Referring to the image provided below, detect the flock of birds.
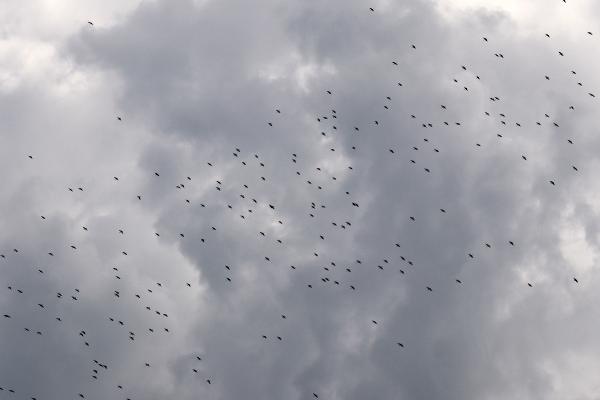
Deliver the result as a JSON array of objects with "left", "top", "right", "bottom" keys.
[{"left": 1, "top": 3, "right": 595, "bottom": 399}]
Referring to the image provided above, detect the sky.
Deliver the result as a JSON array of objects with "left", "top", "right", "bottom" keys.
[{"left": 1, "top": 0, "right": 600, "bottom": 399}]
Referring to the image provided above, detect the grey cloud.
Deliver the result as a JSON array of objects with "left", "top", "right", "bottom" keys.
[{"left": 2, "top": 0, "right": 600, "bottom": 399}]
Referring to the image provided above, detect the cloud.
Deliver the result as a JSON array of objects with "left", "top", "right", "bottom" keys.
[{"left": 2, "top": 0, "right": 600, "bottom": 399}]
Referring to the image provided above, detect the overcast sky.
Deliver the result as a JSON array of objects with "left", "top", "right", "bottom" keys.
[{"left": 2, "top": 0, "right": 600, "bottom": 399}]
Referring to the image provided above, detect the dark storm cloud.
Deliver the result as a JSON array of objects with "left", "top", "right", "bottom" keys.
[{"left": 2, "top": 0, "right": 600, "bottom": 399}]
